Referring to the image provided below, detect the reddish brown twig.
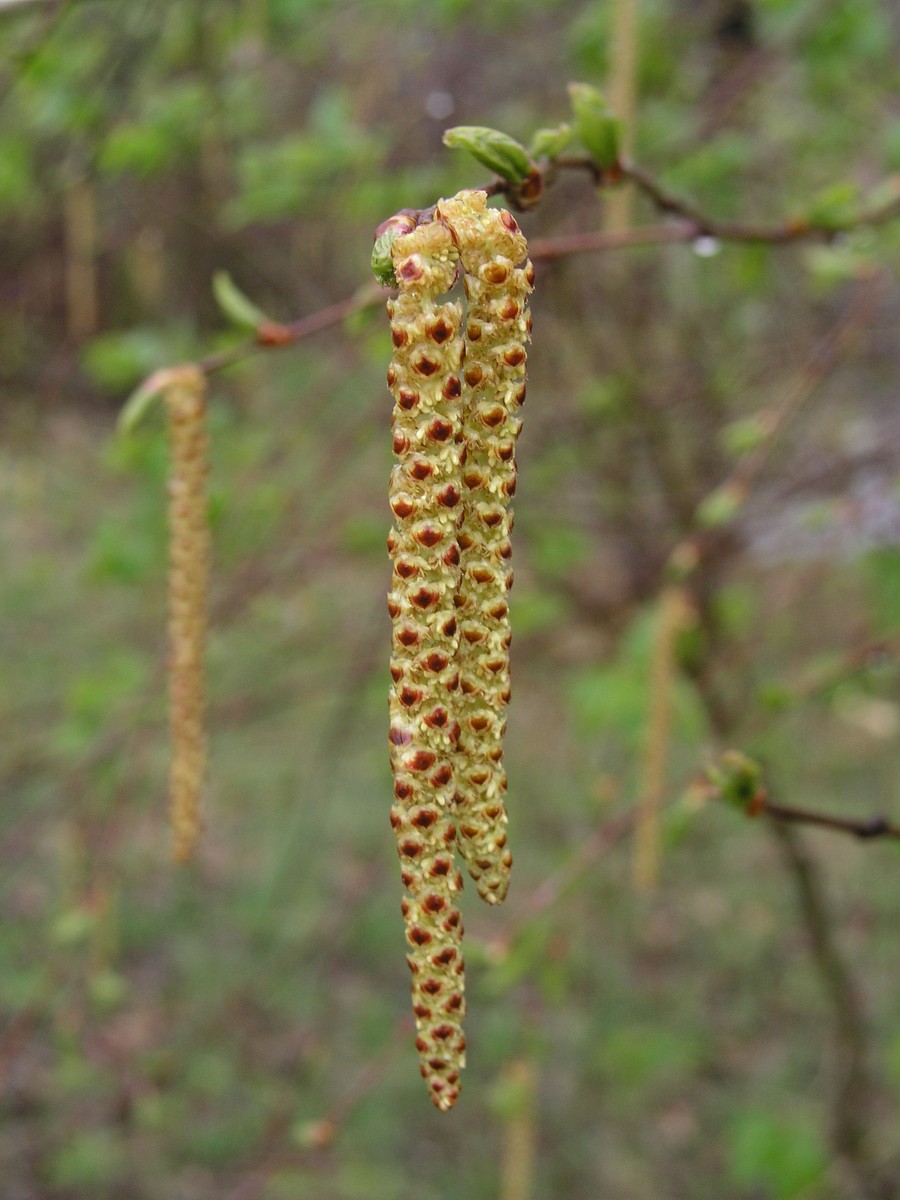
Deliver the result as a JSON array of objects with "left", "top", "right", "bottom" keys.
[
  {"left": 144, "top": 160, "right": 899, "bottom": 385},
  {"left": 516, "top": 804, "right": 639, "bottom": 931},
  {"left": 550, "top": 155, "right": 900, "bottom": 247},
  {"left": 756, "top": 798, "right": 900, "bottom": 842},
  {"left": 771, "top": 822, "right": 890, "bottom": 1199},
  {"left": 198, "top": 286, "right": 384, "bottom": 377}
]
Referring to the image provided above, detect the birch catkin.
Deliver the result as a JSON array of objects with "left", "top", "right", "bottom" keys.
[
  {"left": 386, "top": 218, "right": 468, "bottom": 1111},
  {"left": 165, "top": 366, "right": 210, "bottom": 865},
  {"left": 437, "top": 190, "right": 533, "bottom": 905}
]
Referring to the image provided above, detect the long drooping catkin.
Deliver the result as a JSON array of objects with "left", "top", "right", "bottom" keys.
[
  {"left": 437, "top": 190, "right": 533, "bottom": 905},
  {"left": 633, "top": 584, "right": 690, "bottom": 891},
  {"left": 386, "top": 218, "right": 468, "bottom": 1111},
  {"left": 165, "top": 366, "right": 210, "bottom": 865}
]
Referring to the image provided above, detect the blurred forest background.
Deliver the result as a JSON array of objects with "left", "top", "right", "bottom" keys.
[{"left": 2, "top": 0, "right": 899, "bottom": 1197}]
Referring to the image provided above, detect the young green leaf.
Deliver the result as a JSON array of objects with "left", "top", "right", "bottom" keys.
[
  {"left": 442, "top": 126, "right": 534, "bottom": 185},
  {"left": 529, "top": 123, "right": 573, "bottom": 162},
  {"left": 118, "top": 368, "right": 173, "bottom": 433},
  {"left": 696, "top": 482, "right": 743, "bottom": 528},
  {"left": 707, "top": 751, "right": 763, "bottom": 812},
  {"left": 567, "top": 83, "right": 623, "bottom": 169},
  {"left": 720, "top": 414, "right": 770, "bottom": 457},
  {"left": 212, "top": 271, "right": 270, "bottom": 329}
]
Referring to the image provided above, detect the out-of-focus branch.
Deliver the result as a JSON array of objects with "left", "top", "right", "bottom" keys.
[
  {"left": 550, "top": 156, "right": 900, "bottom": 248},
  {"left": 771, "top": 822, "right": 890, "bottom": 1199},
  {"left": 787, "top": 634, "right": 900, "bottom": 705},
  {"left": 515, "top": 804, "right": 639, "bottom": 932},
  {"left": 197, "top": 285, "right": 384, "bottom": 377},
  {"left": 700, "top": 751, "right": 894, "bottom": 1196},
  {"left": 762, "top": 800, "right": 900, "bottom": 842},
  {"left": 667, "top": 271, "right": 885, "bottom": 583},
  {"left": 706, "top": 751, "right": 900, "bottom": 844}
]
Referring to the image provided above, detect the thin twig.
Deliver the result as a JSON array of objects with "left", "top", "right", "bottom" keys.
[
  {"left": 621, "top": 159, "right": 900, "bottom": 240},
  {"left": 550, "top": 155, "right": 900, "bottom": 247},
  {"left": 787, "top": 634, "right": 900, "bottom": 705},
  {"left": 759, "top": 799, "right": 900, "bottom": 842},
  {"left": 771, "top": 822, "right": 891, "bottom": 1199},
  {"left": 517, "top": 805, "right": 639, "bottom": 930},
  {"left": 669, "top": 272, "right": 885, "bottom": 581},
  {"left": 529, "top": 222, "right": 695, "bottom": 259},
  {"left": 198, "top": 285, "right": 384, "bottom": 377}
]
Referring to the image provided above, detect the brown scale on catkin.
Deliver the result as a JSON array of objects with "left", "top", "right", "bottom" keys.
[
  {"left": 436, "top": 190, "right": 533, "bottom": 905},
  {"left": 165, "top": 366, "right": 210, "bottom": 865},
  {"left": 386, "top": 217, "right": 468, "bottom": 1111}
]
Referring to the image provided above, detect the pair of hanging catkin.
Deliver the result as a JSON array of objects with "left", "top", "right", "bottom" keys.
[{"left": 382, "top": 189, "right": 532, "bottom": 1110}]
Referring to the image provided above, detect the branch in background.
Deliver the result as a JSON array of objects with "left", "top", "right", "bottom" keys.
[
  {"left": 771, "top": 822, "right": 890, "bottom": 1200},
  {"left": 552, "top": 155, "right": 900, "bottom": 247},
  {"left": 63, "top": 174, "right": 99, "bottom": 339},
  {"left": 198, "top": 284, "right": 384, "bottom": 377},
  {"left": 513, "top": 803, "right": 639, "bottom": 936},
  {"left": 707, "top": 750, "right": 900, "bottom": 843},
  {"left": 786, "top": 634, "right": 900, "bottom": 705},
  {"left": 667, "top": 272, "right": 885, "bottom": 584},
  {"left": 699, "top": 739, "right": 894, "bottom": 1199},
  {"left": 762, "top": 801, "right": 900, "bottom": 842}
]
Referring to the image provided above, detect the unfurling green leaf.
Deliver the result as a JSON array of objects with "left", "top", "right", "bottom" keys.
[
  {"left": 707, "top": 751, "right": 763, "bottom": 812},
  {"left": 442, "top": 126, "right": 535, "bottom": 185},
  {"left": 529, "top": 123, "right": 573, "bottom": 161},
  {"left": 567, "top": 83, "right": 623, "bottom": 169},
  {"left": 696, "top": 482, "right": 743, "bottom": 528},
  {"left": 805, "top": 181, "right": 861, "bottom": 231},
  {"left": 212, "top": 271, "right": 270, "bottom": 329},
  {"left": 720, "top": 414, "right": 770, "bottom": 457},
  {"left": 118, "top": 369, "right": 170, "bottom": 433}
]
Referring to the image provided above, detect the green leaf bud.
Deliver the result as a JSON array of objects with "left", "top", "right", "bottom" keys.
[
  {"left": 529, "top": 123, "right": 573, "bottom": 162},
  {"left": 567, "top": 83, "right": 623, "bottom": 169},
  {"left": 720, "top": 414, "right": 771, "bottom": 458},
  {"left": 442, "top": 126, "right": 535, "bottom": 185},
  {"left": 696, "top": 482, "right": 743, "bottom": 529},
  {"left": 707, "top": 751, "right": 763, "bottom": 812},
  {"left": 118, "top": 368, "right": 172, "bottom": 433},
  {"left": 212, "top": 271, "right": 270, "bottom": 329}
]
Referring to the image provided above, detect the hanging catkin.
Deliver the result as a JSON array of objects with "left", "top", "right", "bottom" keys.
[
  {"left": 385, "top": 217, "right": 468, "bottom": 1111},
  {"left": 633, "top": 584, "right": 690, "bottom": 891},
  {"left": 437, "top": 190, "right": 533, "bottom": 905},
  {"left": 164, "top": 366, "right": 210, "bottom": 865}
]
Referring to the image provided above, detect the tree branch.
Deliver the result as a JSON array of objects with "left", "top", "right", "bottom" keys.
[
  {"left": 771, "top": 822, "right": 891, "bottom": 1199},
  {"left": 756, "top": 798, "right": 900, "bottom": 842},
  {"left": 549, "top": 155, "right": 900, "bottom": 247},
  {"left": 133, "top": 158, "right": 899, "bottom": 388},
  {"left": 197, "top": 284, "right": 384, "bottom": 377},
  {"left": 667, "top": 272, "right": 884, "bottom": 583}
]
